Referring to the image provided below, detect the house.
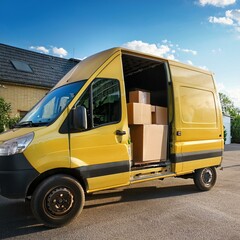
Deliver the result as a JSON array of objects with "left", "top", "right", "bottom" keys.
[{"left": 0, "top": 43, "right": 79, "bottom": 117}]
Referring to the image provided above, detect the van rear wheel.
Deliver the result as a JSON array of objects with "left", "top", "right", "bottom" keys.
[
  {"left": 31, "top": 174, "right": 85, "bottom": 228},
  {"left": 193, "top": 167, "right": 217, "bottom": 191}
]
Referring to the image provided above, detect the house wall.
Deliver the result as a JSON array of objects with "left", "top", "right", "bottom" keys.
[
  {"left": 223, "top": 115, "right": 231, "bottom": 144},
  {"left": 0, "top": 83, "right": 48, "bottom": 117}
]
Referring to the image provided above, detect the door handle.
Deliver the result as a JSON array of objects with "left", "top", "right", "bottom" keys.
[{"left": 116, "top": 130, "right": 126, "bottom": 136}]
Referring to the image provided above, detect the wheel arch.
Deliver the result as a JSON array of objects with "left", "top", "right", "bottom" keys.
[{"left": 26, "top": 168, "right": 88, "bottom": 198}]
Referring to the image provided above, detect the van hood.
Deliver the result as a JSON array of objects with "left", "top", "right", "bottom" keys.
[{"left": 0, "top": 127, "right": 44, "bottom": 143}]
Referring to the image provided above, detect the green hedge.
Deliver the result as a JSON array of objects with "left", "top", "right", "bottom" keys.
[{"left": 231, "top": 116, "right": 240, "bottom": 143}]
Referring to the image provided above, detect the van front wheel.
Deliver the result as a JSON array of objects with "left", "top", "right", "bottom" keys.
[
  {"left": 193, "top": 167, "right": 217, "bottom": 191},
  {"left": 31, "top": 174, "right": 85, "bottom": 228}
]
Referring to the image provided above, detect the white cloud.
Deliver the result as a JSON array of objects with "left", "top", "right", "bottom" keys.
[
  {"left": 226, "top": 9, "right": 240, "bottom": 23},
  {"left": 122, "top": 40, "right": 171, "bottom": 58},
  {"left": 29, "top": 45, "right": 68, "bottom": 57},
  {"left": 30, "top": 46, "right": 49, "bottom": 54},
  {"left": 187, "top": 60, "right": 193, "bottom": 65},
  {"left": 199, "top": 65, "right": 209, "bottom": 70},
  {"left": 52, "top": 47, "right": 68, "bottom": 58},
  {"left": 217, "top": 83, "right": 240, "bottom": 108},
  {"left": 199, "top": 0, "right": 236, "bottom": 7},
  {"left": 166, "top": 54, "right": 176, "bottom": 60},
  {"left": 122, "top": 40, "right": 201, "bottom": 62},
  {"left": 229, "top": 88, "right": 240, "bottom": 108},
  {"left": 216, "top": 82, "right": 225, "bottom": 92},
  {"left": 212, "top": 48, "right": 222, "bottom": 53},
  {"left": 180, "top": 48, "right": 198, "bottom": 55},
  {"left": 208, "top": 8, "right": 240, "bottom": 33},
  {"left": 209, "top": 16, "right": 234, "bottom": 25}
]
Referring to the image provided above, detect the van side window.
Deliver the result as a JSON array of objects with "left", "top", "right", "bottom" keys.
[
  {"left": 77, "top": 78, "right": 121, "bottom": 129},
  {"left": 92, "top": 78, "right": 121, "bottom": 126}
]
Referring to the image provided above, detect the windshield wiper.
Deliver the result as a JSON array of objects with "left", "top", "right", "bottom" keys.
[{"left": 15, "top": 121, "right": 49, "bottom": 128}]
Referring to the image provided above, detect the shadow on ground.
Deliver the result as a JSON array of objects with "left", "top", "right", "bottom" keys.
[
  {"left": 0, "top": 199, "right": 48, "bottom": 239},
  {"left": 0, "top": 183, "right": 197, "bottom": 239}
]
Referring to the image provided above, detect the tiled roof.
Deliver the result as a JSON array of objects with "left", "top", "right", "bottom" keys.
[{"left": 0, "top": 43, "right": 80, "bottom": 89}]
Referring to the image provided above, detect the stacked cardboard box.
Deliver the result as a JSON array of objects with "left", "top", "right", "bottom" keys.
[
  {"left": 129, "top": 90, "right": 151, "bottom": 104},
  {"left": 151, "top": 106, "right": 167, "bottom": 125},
  {"left": 127, "top": 103, "right": 151, "bottom": 125},
  {"left": 127, "top": 90, "right": 168, "bottom": 163}
]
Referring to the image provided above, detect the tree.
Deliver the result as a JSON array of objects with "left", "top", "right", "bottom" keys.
[
  {"left": 0, "top": 97, "right": 11, "bottom": 132},
  {"left": 0, "top": 97, "right": 20, "bottom": 133},
  {"left": 219, "top": 93, "right": 239, "bottom": 117}
]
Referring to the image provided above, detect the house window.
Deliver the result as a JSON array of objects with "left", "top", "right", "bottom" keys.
[
  {"left": 19, "top": 110, "right": 28, "bottom": 118},
  {"left": 10, "top": 60, "right": 33, "bottom": 73}
]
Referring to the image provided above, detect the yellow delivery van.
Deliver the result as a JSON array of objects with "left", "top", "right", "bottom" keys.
[{"left": 0, "top": 47, "right": 223, "bottom": 227}]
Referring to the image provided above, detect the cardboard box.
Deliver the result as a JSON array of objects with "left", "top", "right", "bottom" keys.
[
  {"left": 129, "top": 90, "right": 150, "bottom": 104},
  {"left": 127, "top": 103, "right": 152, "bottom": 125},
  {"left": 130, "top": 125, "right": 168, "bottom": 162},
  {"left": 151, "top": 105, "right": 156, "bottom": 112},
  {"left": 152, "top": 106, "right": 167, "bottom": 125}
]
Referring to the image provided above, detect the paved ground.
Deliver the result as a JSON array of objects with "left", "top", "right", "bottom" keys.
[{"left": 0, "top": 144, "right": 240, "bottom": 240}]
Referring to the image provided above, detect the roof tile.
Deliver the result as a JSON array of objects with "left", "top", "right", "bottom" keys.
[{"left": 0, "top": 44, "right": 80, "bottom": 88}]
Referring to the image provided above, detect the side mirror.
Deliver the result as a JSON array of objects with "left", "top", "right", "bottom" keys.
[{"left": 73, "top": 106, "right": 87, "bottom": 130}]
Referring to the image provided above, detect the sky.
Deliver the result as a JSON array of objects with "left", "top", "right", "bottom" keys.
[{"left": 0, "top": 0, "right": 240, "bottom": 107}]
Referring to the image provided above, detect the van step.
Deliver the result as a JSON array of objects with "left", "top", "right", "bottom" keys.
[
  {"left": 131, "top": 172, "right": 176, "bottom": 183},
  {"left": 131, "top": 160, "right": 171, "bottom": 171}
]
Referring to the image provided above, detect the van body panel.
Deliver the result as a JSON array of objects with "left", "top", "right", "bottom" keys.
[
  {"left": 24, "top": 122, "right": 70, "bottom": 173},
  {"left": 181, "top": 157, "right": 222, "bottom": 173},
  {"left": 86, "top": 172, "right": 130, "bottom": 192},
  {"left": 0, "top": 127, "right": 41, "bottom": 142},
  {"left": 54, "top": 48, "right": 121, "bottom": 89},
  {"left": 0, "top": 153, "right": 39, "bottom": 198},
  {"left": 169, "top": 63, "right": 223, "bottom": 173}
]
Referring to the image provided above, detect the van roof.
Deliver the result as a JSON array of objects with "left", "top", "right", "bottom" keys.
[{"left": 54, "top": 47, "right": 212, "bottom": 89}]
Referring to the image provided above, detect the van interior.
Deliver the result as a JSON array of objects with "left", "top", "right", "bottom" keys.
[
  {"left": 121, "top": 54, "right": 170, "bottom": 168},
  {"left": 122, "top": 54, "right": 169, "bottom": 107}
]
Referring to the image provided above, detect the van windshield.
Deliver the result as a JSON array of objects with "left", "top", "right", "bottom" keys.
[{"left": 16, "top": 81, "right": 86, "bottom": 127}]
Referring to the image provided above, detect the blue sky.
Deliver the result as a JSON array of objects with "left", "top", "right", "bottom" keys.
[{"left": 0, "top": 0, "right": 240, "bottom": 107}]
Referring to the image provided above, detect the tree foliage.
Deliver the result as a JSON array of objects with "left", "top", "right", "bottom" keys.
[
  {"left": 0, "top": 97, "right": 20, "bottom": 133},
  {"left": 219, "top": 93, "right": 240, "bottom": 143},
  {"left": 0, "top": 97, "right": 11, "bottom": 132},
  {"left": 219, "top": 92, "right": 240, "bottom": 117}
]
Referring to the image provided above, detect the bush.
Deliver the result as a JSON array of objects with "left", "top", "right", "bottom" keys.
[
  {"left": 223, "top": 126, "right": 227, "bottom": 144},
  {"left": 8, "top": 116, "right": 21, "bottom": 129},
  {"left": 0, "top": 97, "right": 20, "bottom": 133},
  {"left": 231, "top": 116, "right": 240, "bottom": 143},
  {"left": 0, "top": 97, "right": 11, "bottom": 133}
]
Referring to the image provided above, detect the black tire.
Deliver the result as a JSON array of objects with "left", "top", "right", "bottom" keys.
[
  {"left": 31, "top": 174, "right": 85, "bottom": 228},
  {"left": 193, "top": 167, "right": 217, "bottom": 191}
]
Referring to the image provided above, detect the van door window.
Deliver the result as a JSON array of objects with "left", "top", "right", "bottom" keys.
[
  {"left": 77, "top": 78, "right": 121, "bottom": 129},
  {"left": 92, "top": 78, "right": 121, "bottom": 126}
]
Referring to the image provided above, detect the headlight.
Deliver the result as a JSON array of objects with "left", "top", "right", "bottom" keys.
[{"left": 0, "top": 132, "right": 34, "bottom": 156}]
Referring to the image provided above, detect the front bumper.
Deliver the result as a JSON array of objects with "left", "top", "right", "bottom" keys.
[{"left": 0, "top": 153, "right": 39, "bottom": 199}]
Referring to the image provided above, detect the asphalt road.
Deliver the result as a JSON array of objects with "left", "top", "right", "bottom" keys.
[{"left": 0, "top": 144, "right": 240, "bottom": 240}]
